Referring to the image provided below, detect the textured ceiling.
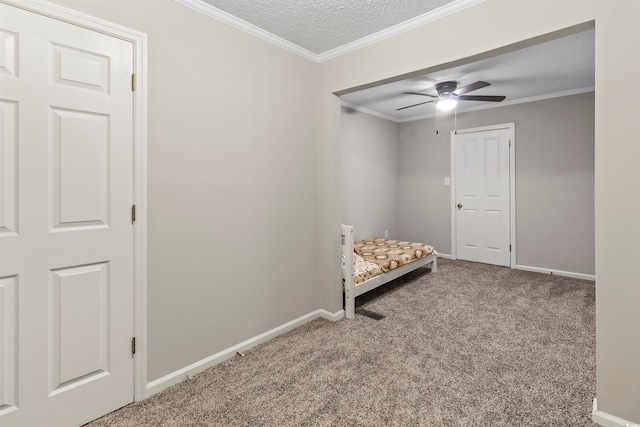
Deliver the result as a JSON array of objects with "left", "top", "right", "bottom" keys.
[
  {"left": 340, "top": 28, "right": 595, "bottom": 122},
  {"left": 201, "top": 0, "right": 456, "bottom": 54}
]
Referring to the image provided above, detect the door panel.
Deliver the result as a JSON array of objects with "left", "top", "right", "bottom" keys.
[
  {"left": 51, "top": 262, "right": 109, "bottom": 391},
  {"left": 0, "top": 275, "right": 17, "bottom": 413},
  {"left": 52, "top": 43, "right": 110, "bottom": 93},
  {"left": 0, "top": 4, "right": 135, "bottom": 426},
  {"left": 455, "top": 128, "right": 511, "bottom": 266},
  {"left": 0, "top": 29, "right": 18, "bottom": 78},
  {"left": 52, "top": 108, "right": 110, "bottom": 229},
  {"left": 0, "top": 100, "right": 17, "bottom": 235},
  {"left": 485, "top": 210, "right": 502, "bottom": 250},
  {"left": 462, "top": 140, "right": 478, "bottom": 197},
  {"left": 462, "top": 209, "right": 479, "bottom": 248},
  {"left": 485, "top": 137, "right": 500, "bottom": 196}
]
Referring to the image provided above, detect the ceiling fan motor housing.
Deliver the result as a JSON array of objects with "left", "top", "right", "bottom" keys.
[{"left": 436, "top": 81, "right": 458, "bottom": 96}]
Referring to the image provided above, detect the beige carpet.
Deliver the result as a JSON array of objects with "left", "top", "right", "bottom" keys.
[{"left": 86, "top": 259, "right": 596, "bottom": 426}]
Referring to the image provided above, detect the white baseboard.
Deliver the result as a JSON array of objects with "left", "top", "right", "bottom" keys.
[
  {"left": 319, "top": 308, "right": 345, "bottom": 321},
  {"left": 435, "top": 253, "right": 452, "bottom": 260},
  {"left": 146, "top": 308, "right": 344, "bottom": 397},
  {"left": 592, "top": 398, "right": 640, "bottom": 426},
  {"left": 514, "top": 264, "right": 595, "bottom": 281}
]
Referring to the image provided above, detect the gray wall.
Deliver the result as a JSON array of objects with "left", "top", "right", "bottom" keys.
[
  {"left": 396, "top": 119, "right": 452, "bottom": 251},
  {"left": 397, "top": 92, "right": 595, "bottom": 275},
  {"left": 340, "top": 108, "right": 399, "bottom": 240}
]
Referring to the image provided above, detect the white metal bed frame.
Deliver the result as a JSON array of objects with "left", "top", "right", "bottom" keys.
[{"left": 341, "top": 224, "right": 437, "bottom": 319}]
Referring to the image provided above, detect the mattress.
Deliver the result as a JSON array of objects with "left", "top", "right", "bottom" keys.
[{"left": 355, "top": 238, "right": 434, "bottom": 272}]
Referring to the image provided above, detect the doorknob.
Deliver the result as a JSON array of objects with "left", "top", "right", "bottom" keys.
[{"left": 457, "top": 203, "right": 463, "bottom": 209}]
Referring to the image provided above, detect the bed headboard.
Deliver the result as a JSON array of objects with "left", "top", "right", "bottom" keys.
[{"left": 341, "top": 224, "right": 355, "bottom": 319}]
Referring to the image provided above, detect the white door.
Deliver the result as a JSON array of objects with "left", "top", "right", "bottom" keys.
[
  {"left": 454, "top": 127, "right": 511, "bottom": 267},
  {"left": 0, "top": 4, "right": 135, "bottom": 426}
]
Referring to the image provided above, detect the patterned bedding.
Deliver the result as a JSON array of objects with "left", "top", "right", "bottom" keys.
[
  {"left": 355, "top": 238, "right": 435, "bottom": 273},
  {"left": 354, "top": 253, "right": 383, "bottom": 284}
]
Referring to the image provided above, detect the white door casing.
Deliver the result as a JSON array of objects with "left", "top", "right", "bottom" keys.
[
  {"left": 0, "top": 2, "right": 147, "bottom": 425},
  {"left": 451, "top": 124, "right": 515, "bottom": 267}
]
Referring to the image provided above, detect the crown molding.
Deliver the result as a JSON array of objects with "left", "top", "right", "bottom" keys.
[
  {"left": 173, "top": 0, "right": 485, "bottom": 64},
  {"left": 173, "top": 0, "right": 318, "bottom": 62}
]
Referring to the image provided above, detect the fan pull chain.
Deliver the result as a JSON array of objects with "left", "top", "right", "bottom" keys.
[
  {"left": 436, "top": 106, "right": 439, "bottom": 135},
  {"left": 454, "top": 105, "right": 457, "bottom": 131}
]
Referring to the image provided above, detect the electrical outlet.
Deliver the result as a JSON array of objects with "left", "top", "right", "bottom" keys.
[
  {"left": 444, "top": 177, "right": 451, "bottom": 186},
  {"left": 384, "top": 230, "right": 389, "bottom": 238}
]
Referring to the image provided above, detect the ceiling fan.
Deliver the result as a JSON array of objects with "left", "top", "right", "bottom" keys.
[{"left": 397, "top": 81, "right": 506, "bottom": 111}]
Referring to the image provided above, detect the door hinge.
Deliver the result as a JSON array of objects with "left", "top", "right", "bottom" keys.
[
  {"left": 510, "top": 244, "right": 512, "bottom": 252},
  {"left": 131, "top": 73, "right": 136, "bottom": 92},
  {"left": 131, "top": 337, "right": 136, "bottom": 356},
  {"left": 509, "top": 139, "right": 512, "bottom": 147},
  {"left": 131, "top": 204, "right": 136, "bottom": 223}
]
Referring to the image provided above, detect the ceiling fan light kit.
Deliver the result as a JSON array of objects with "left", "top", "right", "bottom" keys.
[{"left": 436, "top": 98, "right": 457, "bottom": 111}]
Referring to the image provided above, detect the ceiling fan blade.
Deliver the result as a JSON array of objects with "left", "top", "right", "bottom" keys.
[
  {"left": 453, "top": 81, "right": 491, "bottom": 95},
  {"left": 396, "top": 100, "right": 435, "bottom": 111},
  {"left": 456, "top": 95, "right": 506, "bottom": 102},
  {"left": 403, "top": 91, "right": 438, "bottom": 98}
]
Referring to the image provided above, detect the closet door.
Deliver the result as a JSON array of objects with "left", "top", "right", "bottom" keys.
[
  {"left": 0, "top": 4, "right": 135, "bottom": 426},
  {"left": 454, "top": 127, "right": 511, "bottom": 267}
]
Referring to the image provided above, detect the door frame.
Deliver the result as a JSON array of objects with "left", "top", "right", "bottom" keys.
[
  {"left": 450, "top": 123, "right": 516, "bottom": 267},
  {"left": 0, "top": 0, "right": 149, "bottom": 402}
]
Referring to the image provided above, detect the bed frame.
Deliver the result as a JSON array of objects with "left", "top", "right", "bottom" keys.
[{"left": 341, "top": 224, "right": 437, "bottom": 319}]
